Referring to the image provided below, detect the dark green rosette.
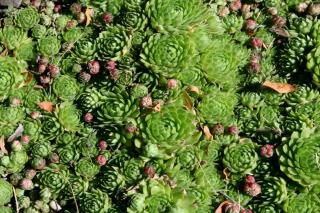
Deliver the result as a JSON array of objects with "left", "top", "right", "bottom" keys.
[
  {"left": 97, "top": 25, "right": 131, "bottom": 60},
  {"left": 53, "top": 75, "right": 80, "bottom": 101},
  {"left": 75, "top": 158, "right": 100, "bottom": 180},
  {"left": 37, "top": 164, "right": 70, "bottom": 195},
  {"left": 96, "top": 87, "right": 139, "bottom": 126},
  {"left": 79, "top": 189, "right": 111, "bottom": 213},
  {"left": 96, "top": 166, "right": 125, "bottom": 195},
  {"left": 223, "top": 138, "right": 259, "bottom": 174},
  {"left": 72, "top": 38, "right": 97, "bottom": 62}
]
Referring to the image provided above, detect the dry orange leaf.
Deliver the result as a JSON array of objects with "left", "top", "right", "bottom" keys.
[
  {"left": 154, "top": 102, "right": 161, "bottom": 112},
  {"left": 0, "top": 48, "right": 8, "bottom": 57},
  {"left": 0, "top": 136, "right": 8, "bottom": 154},
  {"left": 262, "top": 80, "right": 296, "bottom": 93},
  {"left": 187, "top": 86, "right": 200, "bottom": 94},
  {"left": 215, "top": 200, "right": 233, "bottom": 213},
  {"left": 203, "top": 125, "right": 213, "bottom": 141},
  {"left": 85, "top": 8, "right": 94, "bottom": 26},
  {"left": 38, "top": 101, "right": 54, "bottom": 112},
  {"left": 223, "top": 168, "right": 230, "bottom": 180},
  {"left": 183, "top": 91, "right": 193, "bottom": 110}
]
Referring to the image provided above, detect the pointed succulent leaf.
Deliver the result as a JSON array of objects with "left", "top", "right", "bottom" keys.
[
  {"left": 259, "top": 177, "right": 287, "bottom": 204},
  {"left": 284, "top": 192, "right": 320, "bottom": 213}
]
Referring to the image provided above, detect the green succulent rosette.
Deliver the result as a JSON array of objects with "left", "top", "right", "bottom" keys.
[
  {"left": 306, "top": 46, "right": 320, "bottom": 86},
  {"left": 284, "top": 192, "right": 320, "bottom": 213},
  {"left": 40, "top": 115, "right": 61, "bottom": 140},
  {"left": 0, "top": 106, "right": 25, "bottom": 129},
  {"left": 37, "top": 164, "right": 70, "bottom": 195},
  {"left": 37, "top": 36, "right": 61, "bottom": 56},
  {"left": 15, "top": 7, "right": 40, "bottom": 29},
  {"left": 55, "top": 132, "right": 78, "bottom": 146},
  {"left": 96, "top": 87, "right": 139, "bottom": 126},
  {"left": 63, "top": 175, "right": 89, "bottom": 198},
  {"left": 14, "top": 38, "right": 36, "bottom": 61},
  {"left": 77, "top": 134, "right": 99, "bottom": 158},
  {"left": 142, "top": 102, "right": 196, "bottom": 145},
  {"left": 79, "top": 189, "right": 111, "bottom": 213},
  {"left": 127, "top": 193, "right": 146, "bottom": 213},
  {"left": 0, "top": 206, "right": 13, "bottom": 213},
  {"left": 72, "top": 38, "right": 97, "bottom": 62},
  {"left": 259, "top": 177, "right": 287, "bottom": 204},
  {"left": 31, "top": 24, "right": 47, "bottom": 38},
  {"left": 119, "top": 11, "right": 147, "bottom": 31},
  {"left": 79, "top": 87, "right": 107, "bottom": 112},
  {"left": 0, "top": 179, "right": 13, "bottom": 206},
  {"left": 63, "top": 27, "right": 83, "bottom": 43},
  {"left": 176, "top": 147, "right": 197, "bottom": 170},
  {"left": 4, "top": 150, "right": 28, "bottom": 174},
  {"left": 145, "top": 0, "right": 210, "bottom": 33},
  {"left": 97, "top": 25, "right": 131, "bottom": 60},
  {"left": 140, "top": 33, "right": 196, "bottom": 77},
  {"left": 0, "top": 26, "right": 27, "bottom": 50},
  {"left": 200, "top": 37, "right": 249, "bottom": 90},
  {"left": 57, "top": 145, "right": 80, "bottom": 164},
  {"left": 277, "top": 128, "right": 320, "bottom": 186},
  {"left": 198, "top": 89, "right": 237, "bottom": 125},
  {"left": 31, "top": 141, "right": 52, "bottom": 157},
  {"left": 252, "top": 202, "right": 280, "bottom": 213},
  {"left": 75, "top": 158, "right": 100, "bottom": 180},
  {"left": 53, "top": 75, "right": 80, "bottom": 101},
  {"left": 0, "top": 57, "right": 25, "bottom": 100},
  {"left": 55, "top": 102, "right": 81, "bottom": 132},
  {"left": 223, "top": 139, "right": 259, "bottom": 174},
  {"left": 23, "top": 118, "right": 41, "bottom": 142},
  {"left": 97, "top": 166, "right": 125, "bottom": 194},
  {"left": 123, "top": 159, "right": 143, "bottom": 184}
]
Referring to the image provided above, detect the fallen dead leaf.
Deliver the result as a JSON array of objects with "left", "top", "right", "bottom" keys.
[
  {"left": 0, "top": 48, "right": 8, "bottom": 57},
  {"left": 215, "top": 200, "right": 233, "bottom": 213},
  {"left": 203, "top": 125, "right": 213, "bottom": 141},
  {"left": 24, "top": 72, "right": 33, "bottom": 85},
  {"left": 187, "top": 86, "right": 200, "bottom": 94},
  {"left": 183, "top": 91, "right": 193, "bottom": 110},
  {"left": 38, "top": 101, "right": 54, "bottom": 112},
  {"left": 223, "top": 168, "right": 230, "bottom": 181},
  {"left": 8, "top": 124, "right": 24, "bottom": 142},
  {"left": 262, "top": 80, "right": 296, "bottom": 93},
  {"left": 0, "top": 136, "right": 8, "bottom": 154},
  {"left": 85, "top": 8, "right": 94, "bottom": 26},
  {"left": 153, "top": 102, "right": 161, "bottom": 112}
]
